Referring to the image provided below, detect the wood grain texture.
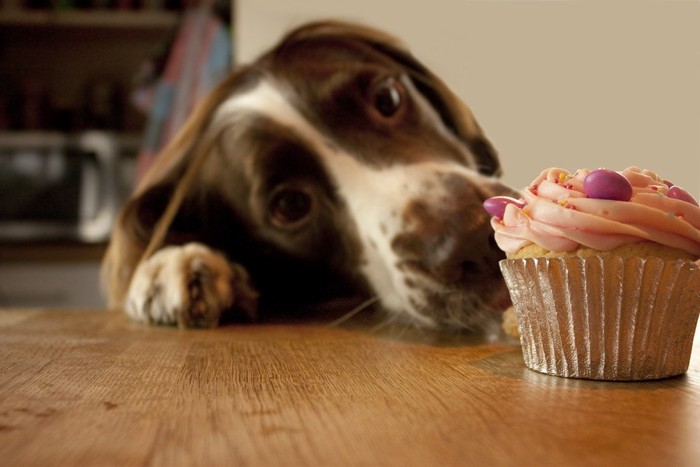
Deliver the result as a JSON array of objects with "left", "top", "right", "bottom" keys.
[{"left": 1, "top": 309, "right": 699, "bottom": 466}]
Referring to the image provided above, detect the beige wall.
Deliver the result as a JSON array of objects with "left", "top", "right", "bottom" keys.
[{"left": 236, "top": 0, "right": 700, "bottom": 197}]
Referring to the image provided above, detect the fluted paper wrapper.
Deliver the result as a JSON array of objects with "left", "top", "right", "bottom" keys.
[{"left": 500, "top": 256, "right": 700, "bottom": 381}]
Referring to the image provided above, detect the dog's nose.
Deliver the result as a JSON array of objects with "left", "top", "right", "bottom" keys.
[{"left": 428, "top": 218, "right": 505, "bottom": 284}]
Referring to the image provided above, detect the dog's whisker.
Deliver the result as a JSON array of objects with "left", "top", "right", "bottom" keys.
[
  {"left": 325, "top": 296, "right": 380, "bottom": 327},
  {"left": 367, "top": 312, "right": 404, "bottom": 335}
]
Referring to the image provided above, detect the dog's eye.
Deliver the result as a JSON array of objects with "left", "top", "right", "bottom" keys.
[
  {"left": 269, "top": 188, "right": 313, "bottom": 227},
  {"left": 372, "top": 77, "right": 403, "bottom": 118}
]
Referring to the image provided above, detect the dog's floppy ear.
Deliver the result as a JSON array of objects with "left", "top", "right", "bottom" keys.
[
  {"left": 101, "top": 67, "right": 258, "bottom": 308},
  {"left": 279, "top": 20, "right": 502, "bottom": 177}
]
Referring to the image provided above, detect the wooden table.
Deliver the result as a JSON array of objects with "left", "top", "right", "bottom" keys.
[{"left": 1, "top": 309, "right": 699, "bottom": 466}]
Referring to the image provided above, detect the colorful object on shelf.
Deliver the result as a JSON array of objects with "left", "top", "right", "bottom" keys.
[{"left": 133, "top": 5, "right": 232, "bottom": 184}]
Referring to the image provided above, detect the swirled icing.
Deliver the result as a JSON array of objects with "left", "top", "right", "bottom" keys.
[{"left": 489, "top": 167, "right": 700, "bottom": 256}]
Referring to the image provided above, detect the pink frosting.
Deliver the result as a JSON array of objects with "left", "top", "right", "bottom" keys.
[{"left": 491, "top": 167, "right": 700, "bottom": 256}]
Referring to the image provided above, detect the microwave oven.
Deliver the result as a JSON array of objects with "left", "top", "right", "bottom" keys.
[{"left": 0, "top": 131, "right": 123, "bottom": 243}]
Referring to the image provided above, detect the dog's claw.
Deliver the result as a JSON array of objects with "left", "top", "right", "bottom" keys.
[{"left": 177, "top": 271, "right": 219, "bottom": 328}]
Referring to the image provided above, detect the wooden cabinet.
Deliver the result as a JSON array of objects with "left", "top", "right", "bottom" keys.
[{"left": 0, "top": 7, "right": 180, "bottom": 135}]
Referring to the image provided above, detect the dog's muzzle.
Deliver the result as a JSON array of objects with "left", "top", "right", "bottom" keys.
[{"left": 392, "top": 171, "right": 507, "bottom": 286}]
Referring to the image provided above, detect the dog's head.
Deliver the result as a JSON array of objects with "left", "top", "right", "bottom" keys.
[{"left": 107, "top": 21, "right": 516, "bottom": 328}]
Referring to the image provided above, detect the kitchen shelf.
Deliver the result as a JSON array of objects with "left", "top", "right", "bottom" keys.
[
  {"left": 0, "top": 7, "right": 180, "bottom": 134},
  {"left": 0, "top": 130, "right": 141, "bottom": 150},
  {"left": 0, "top": 8, "right": 179, "bottom": 29}
]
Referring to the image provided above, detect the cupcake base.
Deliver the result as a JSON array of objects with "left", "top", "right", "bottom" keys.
[{"left": 500, "top": 256, "right": 700, "bottom": 381}]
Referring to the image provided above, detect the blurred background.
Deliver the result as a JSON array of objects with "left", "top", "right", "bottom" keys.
[{"left": 1, "top": 0, "right": 698, "bottom": 308}]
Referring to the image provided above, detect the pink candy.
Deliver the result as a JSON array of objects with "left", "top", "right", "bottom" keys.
[
  {"left": 583, "top": 169, "right": 633, "bottom": 201},
  {"left": 483, "top": 196, "right": 525, "bottom": 220},
  {"left": 668, "top": 185, "right": 699, "bottom": 206}
]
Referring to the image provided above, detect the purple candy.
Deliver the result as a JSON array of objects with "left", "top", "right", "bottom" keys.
[
  {"left": 583, "top": 169, "right": 633, "bottom": 201},
  {"left": 483, "top": 196, "right": 525, "bottom": 220},
  {"left": 668, "top": 185, "right": 699, "bottom": 206}
]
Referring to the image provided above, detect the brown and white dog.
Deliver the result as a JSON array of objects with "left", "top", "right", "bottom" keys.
[{"left": 102, "top": 21, "right": 517, "bottom": 330}]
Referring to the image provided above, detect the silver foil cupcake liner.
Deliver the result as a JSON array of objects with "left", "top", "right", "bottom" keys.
[{"left": 500, "top": 256, "right": 700, "bottom": 381}]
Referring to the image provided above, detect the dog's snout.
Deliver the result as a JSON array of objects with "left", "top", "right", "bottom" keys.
[
  {"left": 430, "top": 222, "right": 505, "bottom": 284},
  {"left": 393, "top": 174, "right": 509, "bottom": 286}
]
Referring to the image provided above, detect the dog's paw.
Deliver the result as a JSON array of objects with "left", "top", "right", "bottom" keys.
[{"left": 125, "top": 243, "right": 257, "bottom": 328}]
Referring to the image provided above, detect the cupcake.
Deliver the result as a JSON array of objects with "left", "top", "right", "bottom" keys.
[{"left": 485, "top": 167, "right": 700, "bottom": 380}]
